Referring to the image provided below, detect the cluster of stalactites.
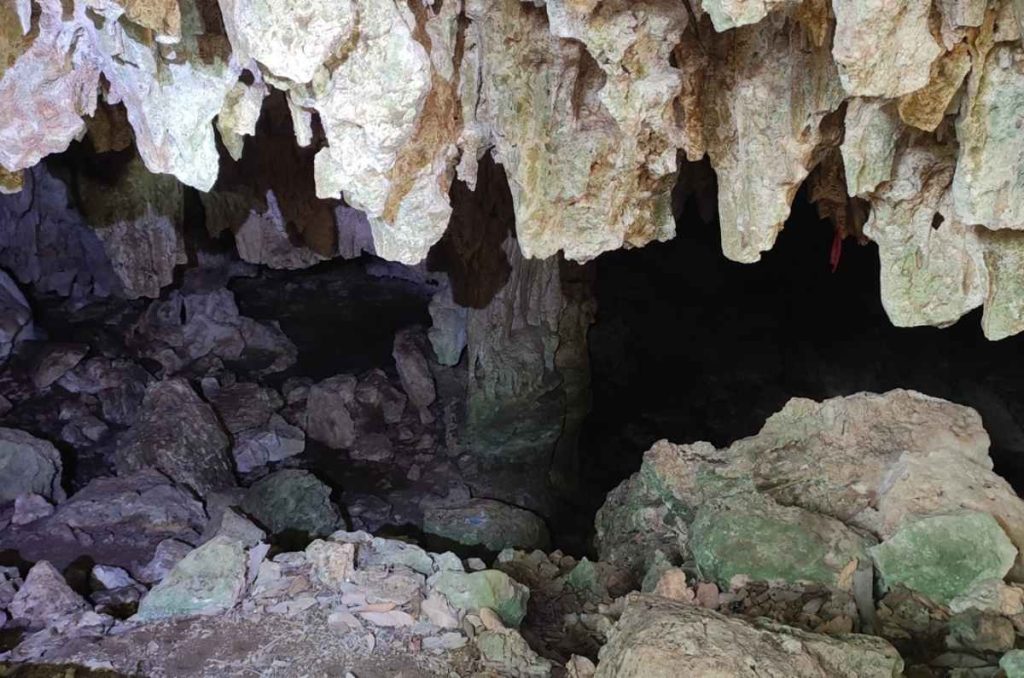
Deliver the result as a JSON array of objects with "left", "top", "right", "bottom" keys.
[{"left": 3, "top": 0, "right": 1024, "bottom": 338}]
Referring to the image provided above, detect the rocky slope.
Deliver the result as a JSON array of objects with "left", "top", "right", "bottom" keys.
[
  {"left": 0, "top": 390, "right": 1022, "bottom": 676},
  {"left": 4, "top": 0, "right": 1024, "bottom": 337}
]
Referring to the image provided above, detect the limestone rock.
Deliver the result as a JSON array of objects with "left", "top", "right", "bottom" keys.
[
  {"left": 701, "top": 0, "right": 800, "bottom": 31},
  {"left": 240, "top": 469, "right": 342, "bottom": 539},
  {"left": 1002, "top": 650, "right": 1024, "bottom": 678},
  {"left": 115, "top": 378, "right": 235, "bottom": 498},
  {"left": 134, "top": 538, "right": 195, "bottom": 585},
  {"left": 841, "top": 98, "right": 901, "bottom": 197},
  {"left": 0, "top": 270, "right": 33, "bottom": 362},
  {"left": 831, "top": 0, "right": 943, "bottom": 97},
  {"left": 136, "top": 536, "right": 249, "bottom": 620},
  {"left": 305, "top": 375, "right": 357, "bottom": 449},
  {"left": 31, "top": 343, "right": 89, "bottom": 391},
  {"left": 393, "top": 327, "right": 436, "bottom": 423},
  {"left": 8, "top": 561, "right": 88, "bottom": 629},
  {"left": 306, "top": 540, "right": 355, "bottom": 589},
  {"left": 691, "top": 493, "right": 872, "bottom": 590},
  {"left": 423, "top": 499, "right": 550, "bottom": 552},
  {"left": 11, "top": 494, "right": 55, "bottom": 526},
  {"left": 232, "top": 191, "right": 327, "bottom": 270},
  {"left": 869, "top": 511, "right": 1018, "bottom": 605},
  {"left": 475, "top": 628, "right": 554, "bottom": 678},
  {"left": 432, "top": 570, "right": 530, "bottom": 628},
  {"left": 596, "top": 595, "right": 904, "bottom": 677},
  {"left": 201, "top": 507, "right": 266, "bottom": 549},
  {"left": 0, "top": 427, "right": 64, "bottom": 503},
  {"left": 464, "top": 0, "right": 684, "bottom": 262},
  {"left": 952, "top": 44, "right": 1024, "bottom": 232},
  {"left": 979, "top": 229, "right": 1024, "bottom": 341},
  {"left": 862, "top": 138, "right": 987, "bottom": 328},
  {"left": 703, "top": 15, "right": 844, "bottom": 263}
]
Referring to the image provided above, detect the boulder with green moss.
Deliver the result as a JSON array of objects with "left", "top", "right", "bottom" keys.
[{"left": 431, "top": 569, "right": 529, "bottom": 627}]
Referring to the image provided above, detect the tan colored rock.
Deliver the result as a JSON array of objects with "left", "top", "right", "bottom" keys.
[
  {"left": 704, "top": 16, "right": 844, "bottom": 262},
  {"left": 832, "top": 0, "right": 943, "bottom": 97},
  {"left": 122, "top": 0, "right": 182, "bottom": 42},
  {"left": 978, "top": 229, "right": 1024, "bottom": 341},
  {"left": 897, "top": 42, "right": 971, "bottom": 132},
  {"left": 952, "top": 44, "right": 1024, "bottom": 232},
  {"left": 218, "top": 0, "right": 357, "bottom": 85},
  {"left": 841, "top": 98, "right": 902, "bottom": 197},
  {"left": 217, "top": 77, "right": 268, "bottom": 161},
  {"left": 596, "top": 595, "right": 903, "bottom": 677},
  {"left": 862, "top": 138, "right": 987, "bottom": 329},
  {"left": 306, "top": 540, "right": 355, "bottom": 590},
  {"left": 701, "top": 0, "right": 800, "bottom": 30},
  {"left": 465, "top": 0, "right": 685, "bottom": 262}
]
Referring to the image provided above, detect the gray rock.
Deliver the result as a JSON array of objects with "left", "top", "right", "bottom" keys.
[
  {"left": 136, "top": 536, "right": 248, "bottom": 620},
  {"left": 476, "top": 629, "right": 553, "bottom": 678},
  {"left": 241, "top": 470, "right": 342, "bottom": 538},
  {"left": 596, "top": 595, "right": 904, "bottom": 677},
  {"left": 232, "top": 414, "right": 305, "bottom": 473},
  {"left": 115, "top": 378, "right": 234, "bottom": 497},
  {"left": 11, "top": 493, "right": 54, "bottom": 526},
  {"left": 90, "top": 564, "right": 138, "bottom": 591},
  {"left": 58, "top": 357, "right": 152, "bottom": 426},
  {"left": 201, "top": 507, "right": 266, "bottom": 548},
  {"left": 305, "top": 375, "right": 357, "bottom": 449},
  {"left": 206, "top": 381, "right": 283, "bottom": 434},
  {"left": 8, "top": 561, "right": 88, "bottom": 629},
  {"left": 423, "top": 499, "right": 550, "bottom": 552},
  {"left": 31, "top": 343, "right": 88, "bottom": 390},
  {"left": 355, "top": 369, "right": 407, "bottom": 425},
  {"left": 133, "top": 538, "right": 195, "bottom": 585},
  {"left": 431, "top": 570, "right": 529, "bottom": 628},
  {"left": 393, "top": 327, "right": 436, "bottom": 423},
  {"left": 0, "top": 427, "right": 64, "bottom": 503},
  {"left": 351, "top": 432, "right": 393, "bottom": 462},
  {"left": 0, "top": 269, "right": 34, "bottom": 363}
]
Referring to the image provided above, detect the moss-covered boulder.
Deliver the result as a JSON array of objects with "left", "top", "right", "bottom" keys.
[
  {"left": 431, "top": 569, "right": 529, "bottom": 627},
  {"left": 869, "top": 511, "right": 1018, "bottom": 605},
  {"left": 240, "top": 469, "right": 342, "bottom": 539}
]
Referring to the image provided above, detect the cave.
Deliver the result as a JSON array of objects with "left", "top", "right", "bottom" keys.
[{"left": 2, "top": 1, "right": 1024, "bottom": 676}]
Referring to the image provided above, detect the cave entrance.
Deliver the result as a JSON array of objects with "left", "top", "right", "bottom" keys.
[{"left": 582, "top": 172, "right": 1024, "bottom": 502}]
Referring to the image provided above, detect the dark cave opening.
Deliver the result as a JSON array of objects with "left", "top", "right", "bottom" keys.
[{"left": 582, "top": 174, "right": 1024, "bottom": 501}]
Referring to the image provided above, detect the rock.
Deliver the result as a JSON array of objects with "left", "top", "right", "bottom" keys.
[
  {"left": 134, "top": 538, "right": 195, "bottom": 585},
  {"left": 869, "top": 511, "right": 1018, "bottom": 606},
  {"left": 8, "top": 561, "right": 88, "bottom": 629},
  {"left": 205, "top": 381, "right": 283, "bottom": 434},
  {"left": 0, "top": 427, "right": 64, "bottom": 503},
  {"left": 241, "top": 470, "right": 342, "bottom": 539},
  {"left": 90, "top": 565, "right": 137, "bottom": 591},
  {"left": 423, "top": 499, "right": 550, "bottom": 552},
  {"left": 432, "top": 570, "right": 529, "bottom": 628},
  {"left": 0, "top": 270, "right": 33, "bottom": 362},
  {"left": 596, "top": 595, "right": 904, "bottom": 677},
  {"left": 355, "top": 370, "right": 408, "bottom": 425},
  {"left": 421, "top": 591, "right": 461, "bottom": 629},
  {"left": 91, "top": 586, "right": 143, "bottom": 617},
  {"left": 690, "top": 493, "right": 872, "bottom": 590},
  {"left": 115, "top": 378, "right": 234, "bottom": 498},
  {"left": 136, "top": 536, "right": 249, "bottom": 621},
  {"left": 31, "top": 343, "right": 89, "bottom": 390},
  {"left": 306, "top": 540, "right": 355, "bottom": 589},
  {"left": 476, "top": 628, "right": 553, "bottom": 678},
  {"left": 947, "top": 609, "right": 1016, "bottom": 653},
  {"left": 1002, "top": 650, "right": 1024, "bottom": 678},
  {"left": 393, "top": 327, "right": 436, "bottom": 423},
  {"left": 232, "top": 415, "right": 306, "bottom": 473},
  {"left": 351, "top": 432, "right": 393, "bottom": 463},
  {"left": 11, "top": 493, "right": 54, "bottom": 526},
  {"left": 652, "top": 568, "right": 693, "bottom": 603},
  {"left": 353, "top": 536, "right": 435, "bottom": 576},
  {"left": 0, "top": 470, "right": 205, "bottom": 574},
  {"left": 359, "top": 609, "right": 416, "bottom": 628},
  {"left": 566, "top": 655, "right": 597, "bottom": 678},
  {"left": 423, "top": 631, "right": 467, "bottom": 651},
  {"left": 305, "top": 375, "right": 357, "bottom": 449},
  {"left": 57, "top": 357, "right": 152, "bottom": 426},
  {"left": 201, "top": 507, "right": 266, "bottom": 549},
  {"left": 950, "top": 579, "right": 1024, "bottom": 616}
]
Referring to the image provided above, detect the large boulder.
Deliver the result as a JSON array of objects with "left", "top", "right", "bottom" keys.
[
  {"left": 423, "top": 499, "right": 550, "bottom": 552},
  {"left": 240, "top": 470, "right": 342, "bottom": 539},
  {"left": 690, "top": 493, "right": 872, "bottom": 590},
  {"left": 869, "top": 511, "right": 1018, "bottom": 605},
  {"left": 597, "top": 390, "right": 1024, "bottom": 583},
  {"left": 135, "top": 536, "right": 248, "bottom": 620},
  {"left": 0, "top": 470, "right": 207, "bottom": 570},
  {"left": 431, "top": 570, "right": 530, "bottom": 628},
  {"left": 0, "top": 427, "right": 64, "bottom": 503},
  {"left": 8, "top": 561, "right": 88, "bottom": 629},
  {"left": 115, "top": 378, "right": 234, "bottom": 497},
  {"left": 392, "top": 327, "right": 435, "bottom": 423},
  {"left": 596, "top": 595, "right": 904, "bottom": 677},
  {"left": 206, "top": 381, "right": 304, "bottom": 472},
  {"left": 304, "top": 375, "right": 357, "bottom": 449}
]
